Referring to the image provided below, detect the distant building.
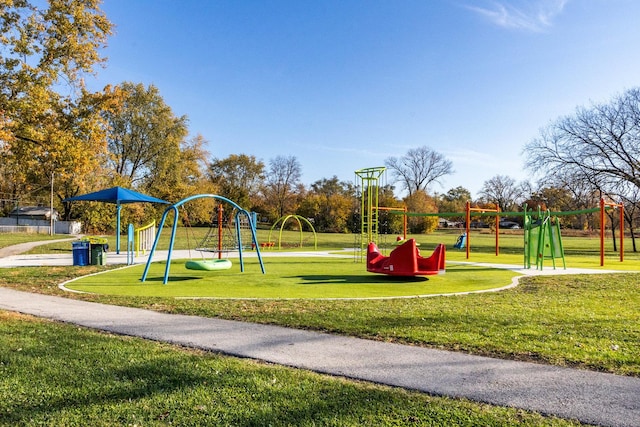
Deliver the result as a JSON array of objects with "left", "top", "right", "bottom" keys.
[{"left": 8, "top": 206, "right": 59, "bottom": 221}]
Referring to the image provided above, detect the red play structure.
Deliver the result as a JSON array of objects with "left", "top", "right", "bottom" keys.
[{"left": 367, "top": 238, "right": 446, "bottom": 276}]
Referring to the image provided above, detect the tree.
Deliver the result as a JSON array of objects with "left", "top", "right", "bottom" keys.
[
  {"left": 542, "top": 170, "right": 601, "bottom": 230},
  {"left": 478, "top": 175, "right": 522, "bottom": 212},
  {"left": 0, "top": 0, "right": 112, "bottom": 216},
  {"left": 525, "top": 88, "right": 640, "bottom": 193},
  {"left": 209, "top": 154, "right": 265, "bottom": 209},
  {"left": 403, "top": 190, "right": 438, "bottom": 234},
  {"left": 261, "top": 155, "right": 302, "bottom": 221},
  {"left": 377, "top": 184, "right": 404, "bottom": 235},
  {"left": 384, "top": 146, "right": 453, "bottom": 196},
  {"left": 9, "top": 87, "right": 111, "bottom": 221},
  {"left": 1, "top": 0, "right": 112, "bottom": 139},
  {"left": 604, "top": 179, "right": 640, "bottom": 252},
  {"left": 298, "top": 176, "right": 355, "bottom": 233},
  {"left": 437, "top": 186, "right": 471, "bottom": 213},
  {"left": 101, "top": 82, "right": 188, "bottom": 186},
  {"left": 143, "top": 134, "right": 215, "bottom": 224}
]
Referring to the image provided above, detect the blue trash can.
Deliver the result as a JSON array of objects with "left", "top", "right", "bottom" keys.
[{"left": 72, "top": 241, "right": 90, "bottom": 266}]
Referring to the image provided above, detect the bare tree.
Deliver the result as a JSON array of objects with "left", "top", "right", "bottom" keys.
[
  {"left": 478, "top": 175, "right": 522, "bottom": 212},
  {"left": 607, "top": 179, "right": 640, "bottom": 252},
  {"left": 544, "top": 169, "right": 601, "bottom": 230},
  {"left": 262, "top": 155, "right": 302, "bottom": 219},
  {"left": 384, "top": 146, "right": 453, "bottom": 196},
  {"left": 525, "top": 88, "right": 640, "bottom": 191}
]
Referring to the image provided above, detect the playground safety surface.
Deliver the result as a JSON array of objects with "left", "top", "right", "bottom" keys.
[{"left": 1, "top": 240, "right": 639, "bottom": 426}]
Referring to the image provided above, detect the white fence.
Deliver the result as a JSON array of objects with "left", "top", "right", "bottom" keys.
[{"left": 0, "top": 218, "right": 82, "bottom": 234}]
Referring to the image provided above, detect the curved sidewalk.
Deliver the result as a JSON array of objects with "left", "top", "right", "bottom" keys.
[
  {"left": 0, "top": 286, "right": 638, "bottom": 427},
  {"left": 0, "top": 237, "right": 78, "bottom": 259}
]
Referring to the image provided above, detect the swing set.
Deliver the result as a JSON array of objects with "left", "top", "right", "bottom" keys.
[
  {"left": 183, "top": 202, "right": 235, "bottom": 271},
  {"left": 141, "top": 194, "right": 265, "bottom": 285}
]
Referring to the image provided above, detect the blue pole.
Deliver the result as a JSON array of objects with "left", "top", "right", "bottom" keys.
[
  {"left": 163, "top": 205, "right": 180, "bottom": 284},
  {"left": 116, "top": 204, "right": 121, "bottom": 254},
  {"left": 140, "top": 206, "right": 171, "bottom": 282}
]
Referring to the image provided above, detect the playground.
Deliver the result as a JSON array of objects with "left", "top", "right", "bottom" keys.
[
  {"left": 12, "top": 227, "right": 632, "bottom": 300},
  {"left": 1, "top": 224, "right": 639, "bottom": 426},
  {"left": 23, "top": 176, "right": 638, "bottom": 299},
  {"left": 2, "top": 168, "right": 629, "bottom": 301}
]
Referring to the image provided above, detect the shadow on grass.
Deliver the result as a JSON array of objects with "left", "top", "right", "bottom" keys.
[
  {"left": 291, "top": 274, "right": 429, "bottom": 284},
  {"left": 144, "top": 276, "right": 203, "bottom": 282}
]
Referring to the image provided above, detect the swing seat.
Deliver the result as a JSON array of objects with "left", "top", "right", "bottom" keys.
[
  {"left": 185, "top": 259, "right": 233, "bottom": 271},
  {"left": 367, "top": 239, "right": 445, "bottom": 276}
]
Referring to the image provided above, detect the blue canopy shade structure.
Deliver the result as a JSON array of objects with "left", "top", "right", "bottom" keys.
[{"left": 64, "top": 186, "right": 169, "bottom": 253}]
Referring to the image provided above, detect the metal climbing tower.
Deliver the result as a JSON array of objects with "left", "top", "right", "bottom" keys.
[{"left": 355, "top": 166, "right": 386, "bottom": 259}]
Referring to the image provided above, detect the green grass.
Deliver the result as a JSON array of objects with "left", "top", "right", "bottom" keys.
[
  {"left": 65, "top": 257, "right": 518, "bottom": 298},
  {"left": 0, "top": 311, "right": 583, "bottom": 426},
  {"left": 0, "top": 232, "right": 71, "bottom": 249}
]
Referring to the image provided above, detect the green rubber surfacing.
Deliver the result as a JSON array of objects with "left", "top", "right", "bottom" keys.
[{"left": 64, "top": 257, "right": 520, "bottom": 299}]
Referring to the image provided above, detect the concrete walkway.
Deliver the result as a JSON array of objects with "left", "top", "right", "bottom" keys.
[
  {"left": 0, "top": 236, "right": 78, "bottom": 258},
  {"left": 1, "top": 241, "right": 639, "bottom": 426}
]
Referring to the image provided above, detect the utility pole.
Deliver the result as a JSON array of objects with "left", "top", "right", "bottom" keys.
[{"left": 50, "top": 171, "right": 54, "bottom": 235}]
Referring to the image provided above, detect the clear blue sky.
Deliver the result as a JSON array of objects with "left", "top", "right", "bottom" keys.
[{"left": 87, "top": 0, "right": 640, "bottom": 198}]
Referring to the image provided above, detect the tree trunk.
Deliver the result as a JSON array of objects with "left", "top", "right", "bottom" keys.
[{"left": 606, "top": 211, "right": 617, "bottom": 252}]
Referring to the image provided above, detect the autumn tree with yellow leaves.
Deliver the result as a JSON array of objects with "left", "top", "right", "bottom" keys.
[{"left": 0, "top": 0, "right": 112, "bottom": 215}]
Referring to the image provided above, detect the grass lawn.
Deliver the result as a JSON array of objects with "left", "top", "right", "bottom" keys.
[{"left": 0, "top": 311, "right": 581, "bottom": 426}]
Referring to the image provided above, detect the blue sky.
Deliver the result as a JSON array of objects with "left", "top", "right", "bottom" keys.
[{"left": 87, "top": 0, "right": 640, "bottom": 198}]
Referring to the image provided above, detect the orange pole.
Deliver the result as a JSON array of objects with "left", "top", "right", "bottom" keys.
[
  {"left": 403, "top": 207, "right": 407, "bottom": 240},
  {"left": 465, "top": 201, "right": 471, "bottom": 259},
  {"left": 465, "top": 201, "right": 500, "bottom": 259},
  {"left": 495, "top": 207, "right": 500, "bottom": 256}
]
